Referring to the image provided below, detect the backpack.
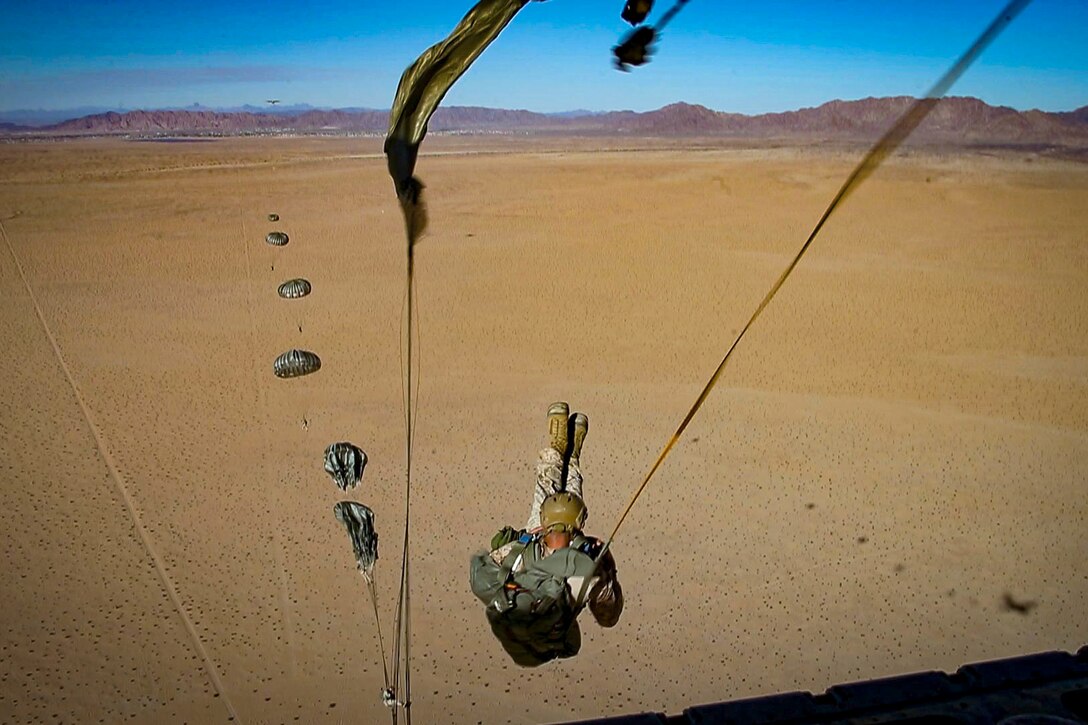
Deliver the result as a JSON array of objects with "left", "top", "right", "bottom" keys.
[
  {"left": 490, "top": 525, "right": 523, "bottom": 551},
  {"left": 470, "top": 533, "right": 599, "bottom": 618}
]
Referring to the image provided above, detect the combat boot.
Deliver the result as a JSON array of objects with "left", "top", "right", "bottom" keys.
[
  {"left": 548, "top": 402, "right": 569, "bottom": 456},
  {"left": 569, "top": 412, "right": 589, "bottom": 465}
]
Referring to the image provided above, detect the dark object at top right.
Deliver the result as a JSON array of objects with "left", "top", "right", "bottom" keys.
[{"left": 622, "top": 0, "right": 653, "bottom": 25}]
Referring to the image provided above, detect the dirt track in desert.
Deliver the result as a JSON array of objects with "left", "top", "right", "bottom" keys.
[{"left": 1, "top": 135, "right": 1086, "bottom": 723}]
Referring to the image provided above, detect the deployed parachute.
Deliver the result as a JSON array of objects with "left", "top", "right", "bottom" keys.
[
  {"left": 277, "top": 278, "right": 312, "bottom": 299},
  {"left": 266, "top": 231, "right": 289, "bottom": 246},
  {"left": 333, "top": 499, "right": 389, "bottom": 694},
  {"left": 273, "top": 349, "right": 321, "bottom": 378},
  {"left": 334, "top": 501, "right": 378, "bottom": 581},
  {"left": 324, "top": 442, "right": 367, "bottom": 491},
  {"left": 385, "top": 0, "right": 545, "bottom": 247},
  {"left": 267, "top": 213, "right": 280, "bottom": 222}
]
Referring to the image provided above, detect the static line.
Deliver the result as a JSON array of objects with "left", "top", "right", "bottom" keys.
[
  {"left": 401, "top": 247, "right": 417, "bottom": 724},
  {"left": 366, "top": 577, "right": 392, "bottom": 694},
  {"left": 391, "top": 246, "right": 418, "bottom": 723},
  {"left": 1, "top": 219, "right": 242, "bottom": 723},
  {"left": 585, "top": 0, "right": 1034, "bottom": 589}
]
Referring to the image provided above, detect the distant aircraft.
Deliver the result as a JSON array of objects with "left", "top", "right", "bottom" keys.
[{"left": 266, "top": 99, "right": 280, "bottom": 105}]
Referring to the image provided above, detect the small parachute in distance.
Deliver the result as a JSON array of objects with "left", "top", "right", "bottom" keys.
[
  {"left": 268, "top": 213, "right": 280, "bottom": 222},
  {"left": 621, "top": 0, "right": 653, "bottom": 24},
  {"left": 266, "top": 231, "right": 289, "bottom": 246},
  {"left": 334, "top": 501, "right": 378, "bottom": 581},
  {"left": 325, "top": 442, "right": 367, "bottom": 490},
  {"left": 277, "top": 278, "right": 312, "bottom": 299},
  {"left": 273, "top": 349, "right": 321, "bottom": 378}
]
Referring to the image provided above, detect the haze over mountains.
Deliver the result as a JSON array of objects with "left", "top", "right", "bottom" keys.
[
  {"left": 4, "top": 97, "right": 1088, "bottom": 147},
  {"left": 0, "top": 103, "right": 330, "bottom": 128}
]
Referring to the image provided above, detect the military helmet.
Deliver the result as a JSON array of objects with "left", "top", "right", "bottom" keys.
[{"left": 540, "top": 492, "right": 587, "bottom": 533}]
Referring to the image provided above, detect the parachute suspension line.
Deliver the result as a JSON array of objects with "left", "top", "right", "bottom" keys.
[
  {"left": 588, "top": 0, "right": 1034, "bottom": 578},
  {"left": 398, "top": 284, "right": 410, "bottom": 449},
  {"left": 411, "top": 278, "right": 422, "bottom": 451},
  {"left": 366, "top": 577, "right": 392, "bottom": 698},
  {"left": 1, "top": 219, "right": 242, "bottom": 722},
  {"left": 404, "top": 244, "right": 416, "bottom": 725},
  {"left": 392, "top": 242, "right": 417, "bottom": 724},
  {"left": 396, "top": 274, "right": 424, "bottom": 458},
  {"left": 390, "top": 263, "right": 408, "bottom": 725}
]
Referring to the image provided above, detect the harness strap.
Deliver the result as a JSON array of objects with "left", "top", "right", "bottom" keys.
[{"left": 510, "top": 549, "right": 526, "bottom": 575}]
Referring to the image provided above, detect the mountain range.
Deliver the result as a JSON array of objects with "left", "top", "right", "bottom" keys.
[{"left": 4, "top": 97, "right": 1087, "bottom": 147}]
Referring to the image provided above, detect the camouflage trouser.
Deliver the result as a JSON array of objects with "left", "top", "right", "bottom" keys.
[{"left": 526, "top": 447, "right": 585, "bottom": 532}]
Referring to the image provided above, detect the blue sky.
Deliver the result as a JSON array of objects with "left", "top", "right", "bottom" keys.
[{"left": 1, "top": 0, "right": 1085, "bottom": 113}]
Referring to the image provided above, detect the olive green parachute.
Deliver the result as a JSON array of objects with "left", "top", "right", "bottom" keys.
[
  {"left": 324, "top": 442, "right": 367, "bottom": 491},
  {"left": 334, "top": 501, "right": 378, "bottom": 582},
  {"left": 273, "top": 349, "right": 321, "bottom": 378},
  {"left": 385, "top": 0, "right": 544, "bottom": 247},
  {"left": 266, "top": 231, "right": 289, "bottom": 246},
  {"left": 277, "top": 278, "right": 312, "bottom": 299}
]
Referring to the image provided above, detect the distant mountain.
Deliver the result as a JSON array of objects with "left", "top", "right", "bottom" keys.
[
  {"left": 8, "top": 97, "right": 1088, "bottom": 147},
  {"left": 742, "top": 97, "right": 1088, "bottom": 145},
  {"left": 0, "top": 106, "right": 126, "bottom": 127},
  {"left": 175, "top": 102, "right": 319, "bottom": 115},
  {"left": 1057, "top": 106, "right": 1088, "bottom": 125},
  {"left": 0, "top": 102, "right": 342, "bottom": 127}
]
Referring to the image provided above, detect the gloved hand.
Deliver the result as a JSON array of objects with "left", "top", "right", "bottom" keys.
[{"left": 588, "top": 550, "right": 624, "bottom": 627}]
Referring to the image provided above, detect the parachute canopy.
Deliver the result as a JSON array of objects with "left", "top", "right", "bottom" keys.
[
  {"left": 267, "top": 213, "right": 280, "bottom": 222},
  {"left": 385, "top": 0, "right": 543, "bottom": 247},
  {"left": 277, "top": 278, "right": 312, "bottom": 299},
  {"left": 334, "top": 501, "right": 378, "bottom": 580},
  {"left": 273, "top": 349, "right": 321, "bottom": 378},
  {"left": 266, "top": 231, "right": 289, "bottom": 246},
  {"left": 324, "top": 442, "right": 367, "bottom": 490}
]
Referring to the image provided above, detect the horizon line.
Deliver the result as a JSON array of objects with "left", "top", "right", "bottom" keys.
[{"left": 4, "top": 94, "right": 1086, "bottom": 121}]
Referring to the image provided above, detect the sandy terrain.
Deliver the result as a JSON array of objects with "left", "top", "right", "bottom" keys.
[{"left": 1, "top": 135, "right": 1086, "bottom": 724}]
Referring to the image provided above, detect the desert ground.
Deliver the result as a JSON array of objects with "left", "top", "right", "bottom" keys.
[{"left": 1, "top": 135, "right": 1086, "bottom": 723}]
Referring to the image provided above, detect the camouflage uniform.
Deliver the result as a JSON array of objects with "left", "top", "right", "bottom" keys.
[
  {"left": 526, "top": 447, "right": 585, "bottom": 532},
  {"left": 469, "top": 446, "right": 623, "bottom": 639},
  {"left": 469, "top": 529, "right": 622, "bottom": 628}
]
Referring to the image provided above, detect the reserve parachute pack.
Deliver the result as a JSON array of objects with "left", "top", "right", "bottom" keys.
[{"left": 470, "top": 530, "right": 601, "bottom": 616}]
